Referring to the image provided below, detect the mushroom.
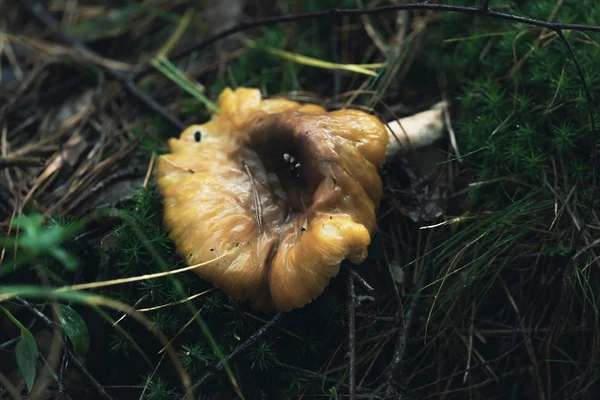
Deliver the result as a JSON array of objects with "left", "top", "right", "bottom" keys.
[
  {"left": 155, "top": 86, "right": 450, "bottom": 312},
  {"left": 155, "top": 87, "right": 389, "bottom": 312}
]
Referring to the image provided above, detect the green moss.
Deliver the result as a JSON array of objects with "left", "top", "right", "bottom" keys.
[
  {"left": 433, "top": 1, "right": 599, "bottom": 193},
  {"left": 416, "top": 1, "right": 600, "bottom": 397}
]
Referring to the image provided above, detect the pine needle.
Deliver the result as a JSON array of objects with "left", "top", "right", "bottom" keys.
[
  {"left": 53, "top": 253, "right": 229, "bottom": 293},
  {"left": 155, "top": 8, "right": 194, "bottom": 59},
  {"left": 244, "top": 38, "right": 384, "bottom": 76},
  {"left": 151, "top": 56, "right": 220, "bottom": 114}
]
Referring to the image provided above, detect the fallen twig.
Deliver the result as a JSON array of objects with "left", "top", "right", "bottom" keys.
[
  {"left": 20, "top": 0, "right": 185, "bottom": 132},
  {"left": 384, "top": 263, "right": 429, "bottom": 397},
  {"left": 183, "top": 312, "right": 284, "bottom": 399},
  {"left": 274, "top": 360, "right": 377, "bottom": 397},
  {"left": 347, "top": 271, "right": 356, "bottom": 400}
]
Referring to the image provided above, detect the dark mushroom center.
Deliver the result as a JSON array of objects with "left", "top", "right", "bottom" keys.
[{"left": 245, "top": 113, "right": 325, "bottom": 218}]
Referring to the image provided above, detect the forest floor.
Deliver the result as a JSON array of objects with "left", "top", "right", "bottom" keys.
[{"left": 1, "top": 1, "right": 599, "bottom": 399}]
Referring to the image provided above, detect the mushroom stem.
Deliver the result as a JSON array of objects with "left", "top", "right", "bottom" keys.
[{"left": 385, "top": 100, "right": 448, "bottom": 161}]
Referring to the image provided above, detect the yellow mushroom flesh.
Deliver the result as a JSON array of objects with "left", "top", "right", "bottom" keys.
[{"left": 155, "top": 88, "right": 389, "bottom": 312}]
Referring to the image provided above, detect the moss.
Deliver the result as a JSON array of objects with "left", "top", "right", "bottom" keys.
[
  {"left": 413, "top": 1, "right": 600, "bottom": 397},
  {"left": 432, "top": 1, "right": 599, "bottom": 194}
]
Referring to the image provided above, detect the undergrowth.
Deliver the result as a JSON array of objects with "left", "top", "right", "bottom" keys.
[
  {"left": 419, "top": 0, "right": 600, "bottom": 398},
  {"left": 1, "top": 0, "right": 599, "bottom": 399}
]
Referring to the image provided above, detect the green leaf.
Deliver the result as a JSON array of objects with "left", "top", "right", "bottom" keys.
[
  {"left": 58, "top": 305, "right": 90, "bottom": 357},
  {"left": 0, "top": 305, "right": 39, "bottom": 392},
  {"left": 18, "top": 225, "right": 65, "bottom": 254},
  {"left": 2, "top": 213, "right": 83, "bottom": 275},
  {"left": 51, "top": 247, "right": 79, "bottom": 271},
  {"left": 328, "top": 386, "right": 339, "bottom": 399},
  {"left": 11, "top": 213, "right": 44, "bottom": 233},
  {"left": 15, "top": 328, "right": 39, "bottom": 392}
]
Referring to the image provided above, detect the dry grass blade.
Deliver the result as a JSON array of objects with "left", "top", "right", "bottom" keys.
[
  {"left": 243, "top": 37, "right": 384, "bottom": 76},
  {"left": 54, "top": 254, "right": 230, "bottom": 293}
]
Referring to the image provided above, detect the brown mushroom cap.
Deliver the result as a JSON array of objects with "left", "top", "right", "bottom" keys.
[{"left": 155, "top": 88, "right": 389, "bottom": 312}]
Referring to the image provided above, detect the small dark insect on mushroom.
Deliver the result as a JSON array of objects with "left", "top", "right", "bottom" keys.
[{"left": 193, "top": 130, "right": 202, "bottom": 142}]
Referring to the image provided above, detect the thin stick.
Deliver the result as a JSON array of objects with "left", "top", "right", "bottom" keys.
[
  {"left": 21, "top": 0, "right": 185, "bottom": 132},
  {"left": 16, "top": 298, "right": 115, "bottom": 400},
  {"left": 412, "top": 338, "right": 528, "bottom": 393},
  {"left": 481, "top": 0, "right": 490, "bottom": 12},
  {"left": 0, "top": 373, "right": 20, "bottom": 400},
  {"left": 242, "top": 160, "right": 264, "bottom": 234},
  {"left": 142, "top": 151, "right": 156, "bottom": 188},
  {"left": 50, "top": 253, "right": 228, "bottom": 294},
  {"left": 21, "top": 0, "right": 597, "bottom": 208},
  {"left": 274, "top": 360, "right": 375, "bottom": 395},
  {"left": 347, "top": 272, "right": 357, "bottom": 400},
  {"left": 137, "top": 289, "right": 216, "bottom": 312},
  {"left": 350, "top": 269, "right": 375, "bottom": 292},
  {"left": 184, "top": 312, "right": 283, "bottom": 398},
  {"left": 134, "top": 2, "right": 600, "bottom": 80},
  {"left": 385, "top": 261, "right": 429, "bottom": 397}
]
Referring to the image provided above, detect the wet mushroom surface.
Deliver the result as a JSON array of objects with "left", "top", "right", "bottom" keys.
[{"left": 155, "top": 88, "right": 389, "bottom": 312}]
